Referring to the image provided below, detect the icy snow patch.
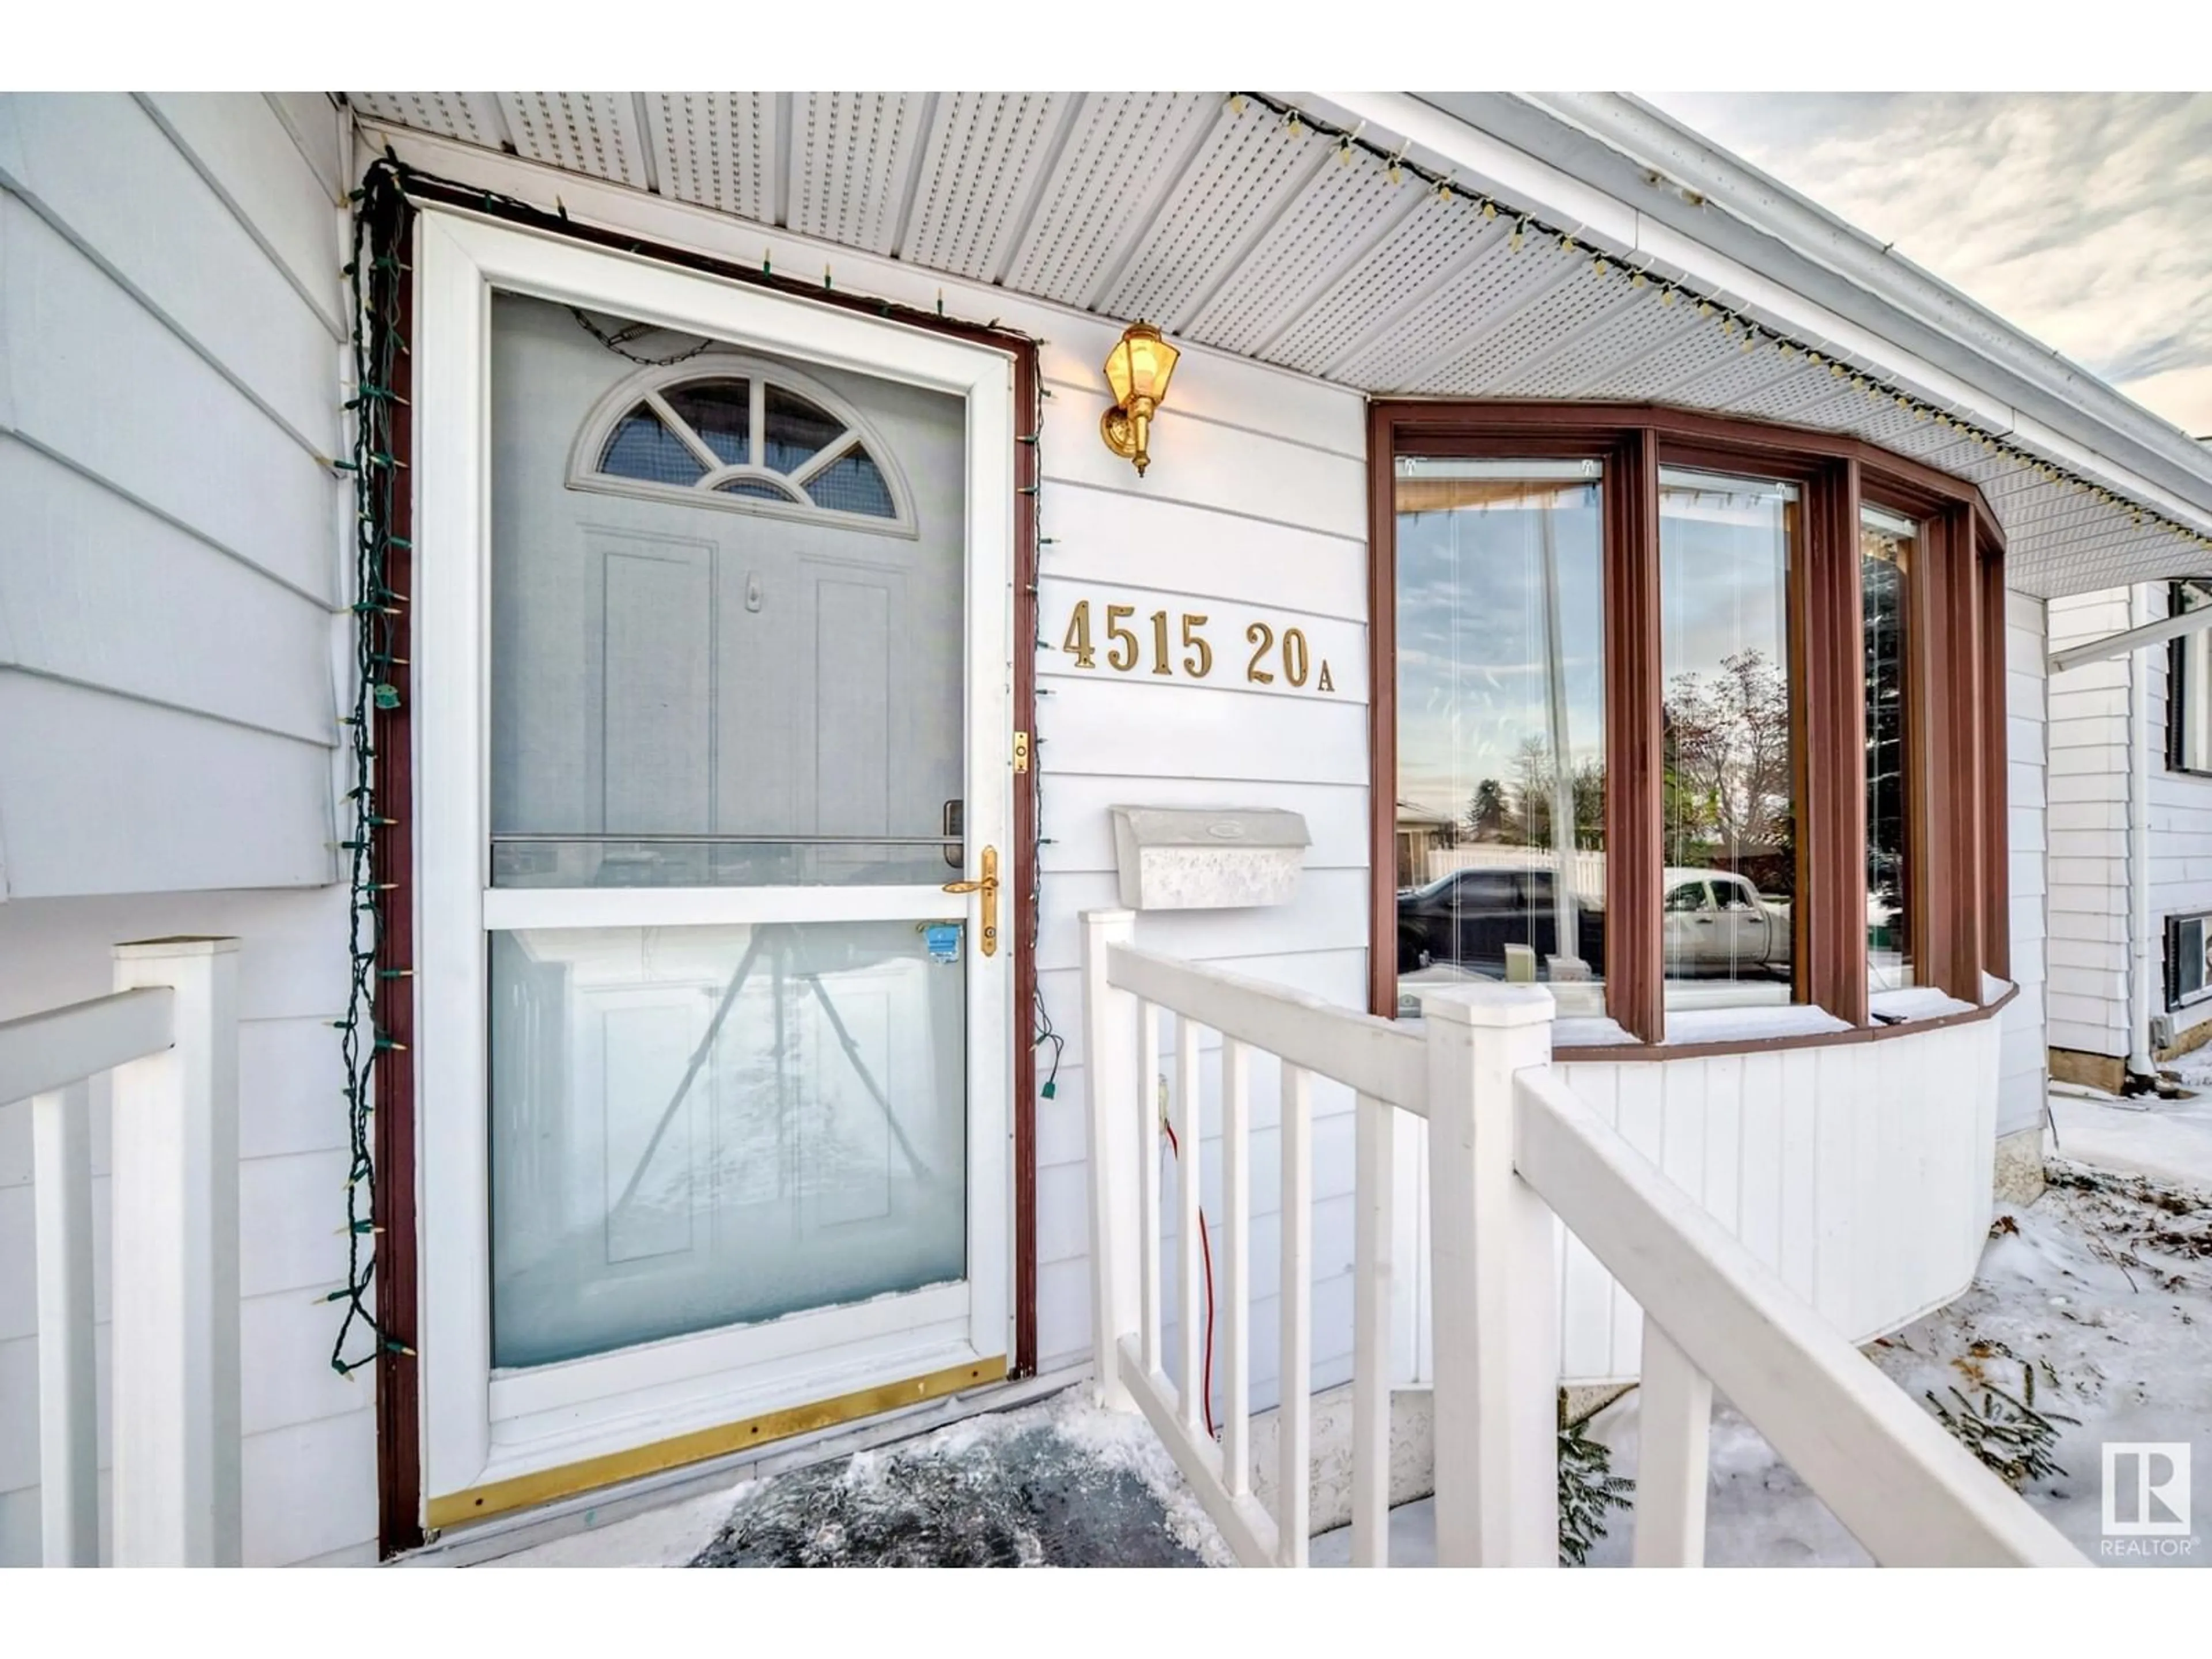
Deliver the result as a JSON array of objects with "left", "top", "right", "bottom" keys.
[
  {"left": 1575, "top": 1159, "right": 2212, "bottom": 1567},
  {"left": 2051, "top": 1088, "right": 2212, "bottom": 1192},
  {"left": 683, "top": 1388, "right": 1234, "bottom": 1567}
]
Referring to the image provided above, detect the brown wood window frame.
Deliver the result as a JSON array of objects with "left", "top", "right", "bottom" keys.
[{"left": 1369, "top": 403, "right": 2010, "bottom": 1058}]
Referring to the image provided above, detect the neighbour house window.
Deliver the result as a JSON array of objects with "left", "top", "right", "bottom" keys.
[
  {"left": 1861, "top": 505, "right": 1916, "bottom": 991},
  {"left": 1374, "top": 407, "right": 2009, "bottom": 1048},
  {"left": 1392, "top": 459, "right": 1607, "bottom": 1020},
  {"left": 2167, "top": 911, "right": 2212, "bottom": 1010},
  {"left": 2168, "top": 579, "right": 2212, "bottom": 775},
  {"left": 1659, "top": 469, "right": 1800, "bottom": 1008}
]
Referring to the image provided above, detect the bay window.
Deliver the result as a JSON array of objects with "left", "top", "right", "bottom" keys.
[{"left": 1372, "top": 405, "right": 2008, "bottom": 1052}]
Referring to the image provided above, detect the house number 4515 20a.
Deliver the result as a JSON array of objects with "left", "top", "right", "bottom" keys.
[{"left": 1059, "top": 600, "right": 1335, "bottom": 692}]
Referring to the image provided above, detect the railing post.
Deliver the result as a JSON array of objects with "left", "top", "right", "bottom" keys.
[
  {"left": 1080, "top": 910, "right": 1139, "bottom": 1412},
  {"left": 32, "top": 1080, "right": 99, "bottom": 1566},
  {"left": 1350, "top": 1093, "right": 1394, "bottom": 1566},
  {"left": 1631, "top": 1316, "right": 1713, "bottom": 1566},
  {"left": 1422, "top": 983, "right": 1559, "bottom": 1567},
  {"left": 109, "top": 937, "right": 241, "bottom": 1567}
]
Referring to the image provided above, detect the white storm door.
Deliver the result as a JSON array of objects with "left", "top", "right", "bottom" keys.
[{"left": 415, "top": 210, "right": 1015, "bottom": 1513}]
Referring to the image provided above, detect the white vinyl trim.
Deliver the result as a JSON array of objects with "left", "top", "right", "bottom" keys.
[
  {"left": 480, "top": 884, "right": 957, "bottom": 931},
  {"left": 412, "top": 206, "right": 1017, "bottom": 1512}
]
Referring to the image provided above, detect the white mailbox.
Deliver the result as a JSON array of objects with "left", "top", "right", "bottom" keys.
[{"left": 1107, "top": 805, "right": 1311, "bottom": 911}]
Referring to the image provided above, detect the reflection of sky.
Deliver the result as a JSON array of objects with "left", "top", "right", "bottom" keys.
[
  {"left": 1395, "top": 485, "right": 1604, "bottom": 818},
  {"left": 1658, "top": 479, "right": 1791, "bottom": 688}
]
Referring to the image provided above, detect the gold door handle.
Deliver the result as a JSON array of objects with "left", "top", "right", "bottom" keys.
[{"left": 942, "top": 845, "right": 999, "bottom": 957}]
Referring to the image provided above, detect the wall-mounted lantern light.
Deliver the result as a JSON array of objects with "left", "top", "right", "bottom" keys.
[{"left": 1100, "top": 321, "right": 1180, "bottom": 477}]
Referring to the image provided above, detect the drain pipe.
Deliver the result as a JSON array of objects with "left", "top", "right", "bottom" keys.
[{"left": 2127, "top": 582, "right": 2158, "bottom": 1086}]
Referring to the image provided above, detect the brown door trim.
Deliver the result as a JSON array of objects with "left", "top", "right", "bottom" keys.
[{"left": 368, "top": 160, "right": 1046, "bottom": 1556}]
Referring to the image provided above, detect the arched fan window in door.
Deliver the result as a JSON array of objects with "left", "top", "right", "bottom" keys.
[{"left": 569, "top": 355, "right": 916, "bottom": 534}]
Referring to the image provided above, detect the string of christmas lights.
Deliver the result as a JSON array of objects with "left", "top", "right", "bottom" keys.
[
  {"left": 328, "top": 159, "right": 416, "bottom": 1377},
  {"left": 329, "top": 158, "right": 1069, "bottom": 1363},
  {"left": 1226, "top": 89, "right": 2212, "bottom": 560}
]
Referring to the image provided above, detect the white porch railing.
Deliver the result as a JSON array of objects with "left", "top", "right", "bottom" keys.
[
  {"left": 1079, "top": 909, "right": 2088, "bottom": 1568},
  {"left": 0, "top": 938, "right": 242, "bottom": 1567}
]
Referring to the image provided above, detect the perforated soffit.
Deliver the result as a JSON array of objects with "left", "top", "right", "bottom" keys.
[{"left": 346, "top": 90, "right": 2212, "bottom": 599}]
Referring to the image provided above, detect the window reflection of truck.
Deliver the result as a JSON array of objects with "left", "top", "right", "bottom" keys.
[
  {"left": 1661, "top": 868, "right": 1790, "bottom": 975},
  {"left": 1395, "top": 865, "right": 1790, "bottom": 978},
  {"left": 1395, "top": 867, "right": 1607, "bottom": 978}
]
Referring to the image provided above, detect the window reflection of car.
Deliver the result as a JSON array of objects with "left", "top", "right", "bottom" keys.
[
  {"left": 1395, "top": 866, "right": 1606, "bottom": 979},
  {"left": 1661, "top": 868, "right": 1791, "bottom": 976}
]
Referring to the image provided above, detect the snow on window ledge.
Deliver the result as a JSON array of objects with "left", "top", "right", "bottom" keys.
[
  {"left": 1661, "top": 1005, "right": 1855, "bottom": 1046},
  {"left": 1555, "top": 1016, "right": 1636, "bottom": 1048},
  {"left": 1870, "top": 986, "right": 1978, "bottom": 1024}
]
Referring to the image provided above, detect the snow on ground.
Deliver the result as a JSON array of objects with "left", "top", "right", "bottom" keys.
[
  {"left": 1315, "top": 1158, "right": 2212, "bottom": 1567},
  {"left": 498, "top": 1143, "right": 2212, "bottom": 1568},
  {"left": 2049, "top": 1085, "right": 2212, "bottom": 1192},
  {"left": 484, "top": 1387, "right": 1233, "bottom": 1568}
]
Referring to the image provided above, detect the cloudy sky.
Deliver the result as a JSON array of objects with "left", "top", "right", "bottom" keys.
[{"left": 1643, "top": 93, "right": 2212, "bottom": 437}]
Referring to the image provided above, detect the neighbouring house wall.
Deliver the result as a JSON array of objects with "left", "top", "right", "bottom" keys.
[
  {"left": 2002, "top": 589, "right": 2051, "bottom": 1139},
  {"left": 2041, "top": 580, "right": 2212, "bottom": 1064},
  {"left": 0, "top": 94, "right": 376, "bottom": 1568},
  {"left": 2143, "top": 582, "right": 2212, "bottom": 1048},
  {"left": 2045, "top": 588, "right": 2133, "bottom": 1059},
  {"left": 0, "top": 93, "right": 348, "bottom": 897}
]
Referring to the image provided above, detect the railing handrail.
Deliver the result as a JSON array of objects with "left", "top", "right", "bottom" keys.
[
  {"left": 1083, "top": 920, "right": 2084, "bottom": 1570},
  {"left": 1105, "top": 942, "right": 1429, "bottom": 1118},
  {"left": 1512, "top": 1065, "right": 2088, "bottom": 1568},
  {"left": 0, "top": 986, "right": 176, "bottom": 1105}
]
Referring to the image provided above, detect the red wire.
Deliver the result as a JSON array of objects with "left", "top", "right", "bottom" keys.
[{"left": 1159, "top": 1117, "right": 1218, "bottom": 1441}]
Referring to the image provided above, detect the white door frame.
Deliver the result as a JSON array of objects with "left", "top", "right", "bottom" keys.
[{"left": 411, "top": 207, "right": 1017, "bottom": 1518}]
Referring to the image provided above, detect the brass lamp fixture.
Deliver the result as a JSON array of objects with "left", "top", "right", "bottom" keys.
[{"left": 1100, "top": 320, "right": 1180, "bottom": 476}]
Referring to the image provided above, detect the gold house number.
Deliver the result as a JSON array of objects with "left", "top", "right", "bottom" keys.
[{"left": 1059, "top": 600, "right": 1335, "bottom": 692}]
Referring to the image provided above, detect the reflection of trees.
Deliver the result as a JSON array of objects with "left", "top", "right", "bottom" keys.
[
  {"left": 1467, "top": 779, "right": 1506, "bottom": 840},
  {"left": 1862, "top": 541, "right": 1907, "bottom": 934},
  {"left": 1662, "top": 649, "right": 1793, "bottom": 890},
  {"left": 1502, "top": 738, "right": 1605, "bottom": 850}
]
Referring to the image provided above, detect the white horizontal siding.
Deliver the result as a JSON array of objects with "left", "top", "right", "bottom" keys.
[
  {"left": 2040, "top": 589, "right": 2128, "bottom": 1059},
  {"left": 0, "top": 443, "right": 335, "bottom": 745},
  {"left": 0, "top": 92, "right": 347, "bottom": 900},
  {"left": 0, "top": 675, "right": 335, "bottom": 896},
  {"left": 0, "top": 93, "right": 362, "bottom": 1567},
  {"left": 0, "top": 94, "right": 342, "bottom": 451}
]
